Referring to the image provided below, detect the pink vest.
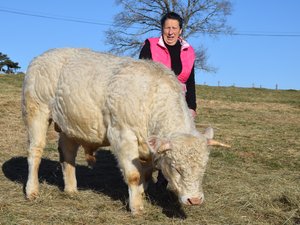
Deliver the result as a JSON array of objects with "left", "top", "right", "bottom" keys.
[{"left": 148, "top": 37, "right": 195, "bottom": 84}]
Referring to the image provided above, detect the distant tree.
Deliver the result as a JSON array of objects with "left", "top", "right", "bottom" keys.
[
  {"left": 105, "top": 0, "right": 233, "bottom": 72},
  {"left": 0, "top": 53, "right": 8, "bottom": 72},
  {"left": 0, "top": 52, "right": 21, "bottom": 74}
]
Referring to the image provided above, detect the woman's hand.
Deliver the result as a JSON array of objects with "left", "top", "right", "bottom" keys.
[{"left": 189, "top": 109, "right": 197, "bottom": 118}]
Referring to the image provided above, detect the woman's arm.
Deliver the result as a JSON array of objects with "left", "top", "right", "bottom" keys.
[
  {"left": 139, "top": 39, "right": 152, "bottom": 59},
  {"left": 185, "top": 65, "right": 197, "bottom": 111}
]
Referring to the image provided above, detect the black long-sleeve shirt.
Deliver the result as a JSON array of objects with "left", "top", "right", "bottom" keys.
[{"left": 139, "top": 39, "right": 197, "bottom": 110}]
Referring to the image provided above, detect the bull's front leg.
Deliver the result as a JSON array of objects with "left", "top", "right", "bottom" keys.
[
  {"left": 125, "top": 166, "right": 144, "bottom": 215},
  {"left": 119, "top": 149, "right": 145, "bottom": 215},
  {"left": 108, "top": 127, "right": 145, "bottom": 215}
]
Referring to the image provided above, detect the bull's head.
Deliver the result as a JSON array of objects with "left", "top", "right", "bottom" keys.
[{"left": 147, "top": 128, "right": 213, "bottom": 206}]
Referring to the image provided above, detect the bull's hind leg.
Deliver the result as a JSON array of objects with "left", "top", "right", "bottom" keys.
[
  {"left": 24, "top": 103, "right": 50, "bottom": 200},
  {"left": 58, "top": 133, "right": 80, "bottom": 193}
]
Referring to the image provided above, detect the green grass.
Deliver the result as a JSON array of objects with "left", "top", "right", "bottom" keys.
[
  {"left": 0, "top": 74, "right": 24, "bottom": 92},
  {"left": 0, "top": 74, "right": 299, "bottom": 225}
]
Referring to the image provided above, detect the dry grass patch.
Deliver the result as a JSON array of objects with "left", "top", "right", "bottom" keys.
[{"left": 0, "top": 75, "right": 299, "bottom": 224}]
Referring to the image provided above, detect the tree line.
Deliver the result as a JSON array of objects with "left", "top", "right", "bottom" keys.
[{"left": 0, "top": 52, "right": 20, "bottom": 74}]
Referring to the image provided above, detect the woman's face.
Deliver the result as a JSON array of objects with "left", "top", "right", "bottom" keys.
[{"left": 162, "top": 18, "right": 182, "bottom": 46}]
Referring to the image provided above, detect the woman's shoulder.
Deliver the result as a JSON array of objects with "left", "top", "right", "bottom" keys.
[
  {"left": 147, "top": 37, "right": 161, "bottom": 44},
  {"left": 147, "top": 37, "right": 160, "bottom": 41}
]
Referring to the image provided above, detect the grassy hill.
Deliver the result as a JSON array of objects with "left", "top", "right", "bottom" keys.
[{"left": 0, "top": 74, "right": 299, "bottom": 225}]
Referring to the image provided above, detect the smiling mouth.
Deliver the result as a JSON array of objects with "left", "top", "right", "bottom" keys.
[{"left": 166, "top": 37, "right": 175, "bottom": 42}]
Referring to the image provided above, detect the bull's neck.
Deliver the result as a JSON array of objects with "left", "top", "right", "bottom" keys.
[{"left": 149, "top": 102, "right": 195, "bottom": 137}]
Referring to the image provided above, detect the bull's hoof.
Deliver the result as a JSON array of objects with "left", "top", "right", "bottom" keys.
[
  {"left": 131, "top": 206, "right": 144, "bottom": 216},
  {"left": 64, "top": 188, "right": 78, "bottom": 195},
  {"left": 26, "top": 184, "right": 39, "bottom": 200},
  {"left": 26, "top": 191, "right": 39, "bottom": 200}
]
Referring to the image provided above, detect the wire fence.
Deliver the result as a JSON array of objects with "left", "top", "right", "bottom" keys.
[{"left": 200, "top": 81, "right": 299, "bottom": 91}]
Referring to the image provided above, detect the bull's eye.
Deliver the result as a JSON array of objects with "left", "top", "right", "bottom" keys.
[
  {"left": 175, "top": 168, "right": 182, "bottom": 175},
  {"left": 172, "top": 166, "right": 182, "bottom": 176}
]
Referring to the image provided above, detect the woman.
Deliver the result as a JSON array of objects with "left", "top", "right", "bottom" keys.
[{"left": 139, "top": 11, "right": 197, "bottom": 118}]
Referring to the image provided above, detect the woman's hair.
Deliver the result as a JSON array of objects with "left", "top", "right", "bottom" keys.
[{"left": 160, "top": 12, "right": 183, "bottom": 29}]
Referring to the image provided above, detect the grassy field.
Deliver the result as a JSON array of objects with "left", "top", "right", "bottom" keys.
[{"left": 0, "top": 74, "right": 299, "bottom": 225}]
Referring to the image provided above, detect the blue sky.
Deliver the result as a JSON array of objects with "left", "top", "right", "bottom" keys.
[{"left": 1, "top": 0, "right": 299, "bottom": 90}]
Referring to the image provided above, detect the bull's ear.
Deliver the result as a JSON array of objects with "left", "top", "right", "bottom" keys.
[
  {"left": 147, "top": 136, "right": 159, "bottom": 153},
  {"left": 203, "top": 127, "right": 214, "bottom": 140},
  {"left": 147, "top": 136, "right": 172, "bottom": 154}
]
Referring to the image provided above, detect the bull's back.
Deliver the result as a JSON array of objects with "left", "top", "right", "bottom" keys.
[
  {"left": 22, "top": 48, "right": 90, "bottom": 117},
  {"left": 51, "top": 52, "right": 127, "bottom": 144}
]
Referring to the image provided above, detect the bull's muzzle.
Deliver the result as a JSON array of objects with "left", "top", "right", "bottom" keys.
[
  {"left": 187, "top": 197, "right": 202, "bottom": 205},
  {"left": 181, "top": 195, "right": 204, "bottom": 206}
]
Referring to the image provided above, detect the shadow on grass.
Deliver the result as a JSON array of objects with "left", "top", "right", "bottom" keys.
[{"left": 2, "top": 149, "right": 186, "bottom": 218}]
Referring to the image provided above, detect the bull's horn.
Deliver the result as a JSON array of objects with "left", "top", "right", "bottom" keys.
[{"left": 207, "top": 139, "right": 231, "bottom": 148}]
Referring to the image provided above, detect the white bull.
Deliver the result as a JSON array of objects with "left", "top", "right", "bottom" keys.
[{"left": 22, "top": 48, "right": 213, "bottom": 215}]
